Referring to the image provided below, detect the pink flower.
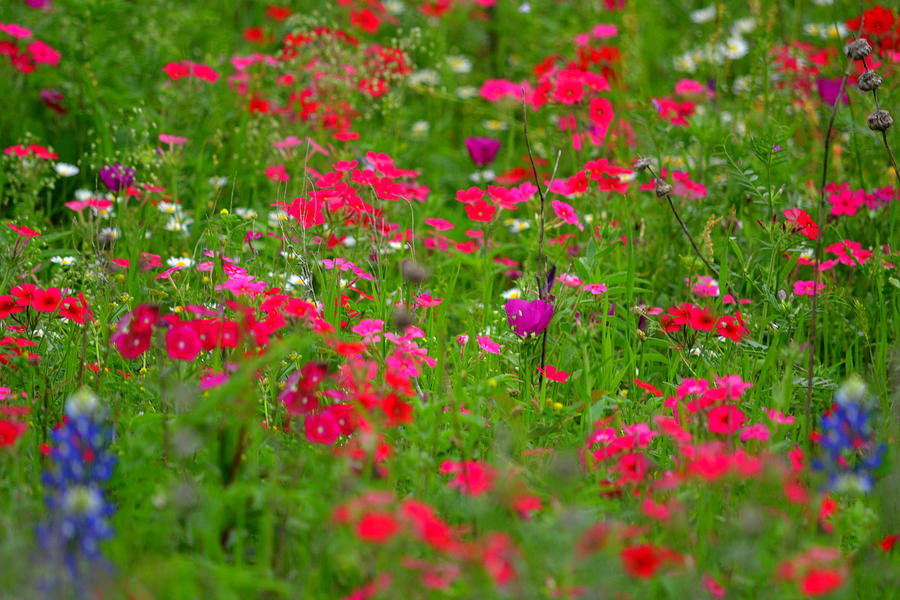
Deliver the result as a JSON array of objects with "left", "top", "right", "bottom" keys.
[
  {"left": 536, "top": 365, "right": 569, "bottom": 382},
  {"left": 456, "top": 334, "right": 469, "bottom": 346},
  {"left": 305, "top": 411, "right": 340, "bottom": 445},
  {"left": 793, "top": 280, "right": 825, "bottom": 296},
  {"left": 477, "top": 336, "right": 500, "bottom": 354},
  {"left": 27, "top": 40, "right": 59, "bottom": 66},
  {"left": 159, "top": 133, "right": 188, "bottom": 145},
  {"left": 0, "top": 23, "right": 33, "bottom": 38},
  {"left": 440, "top": 460, "right": 495, "bottom": 496},
  {"left": 166, "top": 322, "right": 201, "bottom": 361},
  {"left": 593, "top": 24, "right": 618, "bottom": 38},
  {"left": 739, "top": 423, "right": 770, "bottom": 442},
  {"left": 708, "top": 404, "right": 746, "bottom": 435},
  {"left": 551, "top": 200, "right": 582, "bottom": 229},
  {"left": 265, "top": 164, "right": 290, "bottom": 182},
  {"left": 703, "top": 574, "right": 726, "bottom": 598},
  {"left": 583, "top": 283, "right": 607, "bottom": 295},
  {"left": 353, "top": 319, "right": 384, "bottom": 344}
]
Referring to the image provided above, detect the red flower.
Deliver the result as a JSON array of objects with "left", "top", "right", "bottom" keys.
[
  {"left": 715, "top": 315, "right": 745, "bottom": 342},
  {"left": 621, "top": 544, "right": 665, "bottom": 579},
  {"left": 634, "top": 378, "right": 663, "bottom": 397},
  {"left": 465, "top": 199, "right": 496, "bottom": 222},
  {"left": 801, "top": 569, "right": 843, "bottom": 596},
  {"left": 243, "top": 26, "right": 266, "bottom": 43},
  {"left": 0, "top": 420, "right": 27, "bottom": 447},
  {"left": 441, "top": 460, "right": 495, "bottom": 496},
  {"left": 165, "top": 322, "right": 201, "bottom": 361},
  {"left": 305, "top": 411, "right": 340, "bottom": 445},
  {"left": 382, "top": 394, "right": 413, "bottom": 426},
  {"left": 0, "top": 296, "right": 24, "bottom": 320},
  {"left": 784, "top": 207, "right": 818, "bottom": 240},
  {"left": 707, "top": 404, "right": 745, "bottom": 434},
  {"left": 350, "top": 9, "right": 382, "bottom": 34},
  {"left": 356, "top": 512, "right": 399, "bottom": 543},
  {"left": 688, "top": 306, "right": 717, "bottom": 331},
  {"left": 31, "top": 287, "right": 61, "bottom": 313}
]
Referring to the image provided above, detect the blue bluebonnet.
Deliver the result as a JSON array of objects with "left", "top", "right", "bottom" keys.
[
  {"left": 812, "top": 377, "right": 886, "bottom": 493},
  {"left": 38, "top": 388, "right": 116, "bottom": 597}
]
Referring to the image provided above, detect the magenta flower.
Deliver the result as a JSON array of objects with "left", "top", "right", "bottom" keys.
[
  {"left": 505, "top": 298, "right": 554, "bottom": 337},
  {"left": 465, "top": 137, "right": 501, "bottom": 167},
  {"left": 816, "top": 78, "right": 849, "bottom": 107},
  {"left": 99, "top": 163, "right": 135, "bottom": 193}
]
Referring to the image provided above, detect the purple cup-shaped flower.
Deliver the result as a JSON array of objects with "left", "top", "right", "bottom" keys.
[
  {"left": 99, "top": 164, "right": 135, "bottom": 193},
  {"left": 465, "top": 137, "right": 501, "bottom": 167},
  {"left": 505, "top": 298, "right": 554, "bottom": 337}
]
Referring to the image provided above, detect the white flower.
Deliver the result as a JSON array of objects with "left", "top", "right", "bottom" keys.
[
  {"left": 51, "top": 256, "right": 77, "bottom": 266},
  {"left": 518, "top": 2, "right": 531, "bottom": 13},
  {"left": 505, "top": 218, "right": 530, "bottom": 233},
  {"left": 723, "top": 36, "right": 749, "bottom": 60},
  {"left": 209, "top": 176, "right": 228, "bottom": 188},
  {"left": 501, "top": 287, "right": 523, "bottom": 300},
  {"left": 825, "top": 23, "right": 847, "bottom": 39},
  {"left": 65, "top": 388, "right": 99, "bottom": 418},
  {"left": 732, "top": 75, "right": 752, "bottom": 94},
  {"left": 54, "top": 163, "right": 79, "bottom": 177},
  {"left": 469, "top": 169, "right": 495, "bottom": 183},
  {"left": 690, "top": 5, "right": 717, "bottom": 23},
  {"left": 483, "top": 119, "right": 508, "bottom": 131},
  {"left": 287, "top": 274, "right": 310, "bottom": 288},
  {"left": 268, "top": 210, "right": 289, "bottom": 226},
  {"left": 408, "top": 69, "right": 440, "bottom": 87},
  {"left": 165, "top": 218, "right": 192, "bottom": 233},
  {"left": 674, "top": 53, "right": 697, "bottom": 73},
  {"left": 804, "top": 23, "right": 822, "bottom": 37},
  {"left": 456, "top": 86, "right": 479, "bottom": 99},
  {"left": 342, "top": 235, "right": 357, "bottom": 247},
  {"left": 75, "top": 188, "right": 93, "bottom": 201},
  {"left": 158, "top": 201, "right": 181, "bottom": 215},
  {"left": 99, "top": 227, "right": 120, "bottom": 240},
  {"left": 384, "top": 0, "right": 404, "bottom": 14},
  {"left": 731, "top": 17, "right": 756, "bottom": 34},
  {"left": 166, "top": 256, "right": 195, "bottom": 268},
  {"left": 446, "top": 55, "right": 472, "bottom": 74},
  {"left": 411, "top": 120, "right": 430, "bottom": 138},
  {"left": 235, "top": 207, "right": 258, "bottom": 220}
]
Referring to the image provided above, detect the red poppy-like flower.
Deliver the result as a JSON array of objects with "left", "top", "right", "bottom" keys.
[
  {"left": 465, "top": 199, "right": 496, "bottom": 222},
  {"left": 708, "top": 404, "right": 745, "bottom": 434},
  {"left": 621, "top": 543, "right": 665, "bottom": 579},
  {"left": 688, "top": 306, "right": 717, "bottom": 331},
  {"left": 31, "top": 287, "right": 61, "bottom": 313},
  {"left": 440, "top": 460, "right": 495, "bottom": 496},
  {"left": 0, "top": 420, "right": 27, "bottom": 447},
  {"left": 165, "top": 322, "right": 201, "bottom": 361},
  {"left": 305, "top": 411, "right": 340, "bottom": 445},
  {"left": 801, "top": 568, "right": 843, "bottom": 596},
  {"left": 356, "top": 512, "right": 399, "bottom": 543},
  {"left": 382, "top": 394, "right": 413, "bottom": 426}
]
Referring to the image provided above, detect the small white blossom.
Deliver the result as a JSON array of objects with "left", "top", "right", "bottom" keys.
[
  {"left": 166, "top": 256, "right": 195, "bottom": 268},
  {"left": 54, "top": 163, "right": 79, "bottom": 177},
  {"left": 446, "top": 55, "right": 472, "bottom": 74},
  {"left": 51, "top": 256, "right": 77, "bottom": 266},
  {"left": 690, "top": 5, "right": 716, "bottom": 23}
]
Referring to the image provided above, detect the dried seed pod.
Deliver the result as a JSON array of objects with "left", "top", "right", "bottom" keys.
[
  {"left": 857, "top": 71, "right": 883, "bottom": 92},
  {"left": 634, "top": 157, "right": 652, "bottom": 172},
  {"left": 654, "top": 179, "right": 673, "bottom": 198},
  {"left": 391, "top": 306, "right": 415, "bottom": 330},
  {"left": 846, "top": 38, "right": 872, "bottom": 60},
  {"left": 400, "top": 259, "right": 429, "bottom": 284},
  {"left": 867, "top": 109, "right": 893, "bottom": 132}
]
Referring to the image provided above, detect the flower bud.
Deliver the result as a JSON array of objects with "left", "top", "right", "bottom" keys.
[
  {"left": 857, "top": 71, "right": 882, "bottom": 92},
  {"left": 867, "top": 109, "right": 893, "bottom": 132},
  {"left": 846, "top": 38, "right": 872, "bottom": 60},
  {"left": 654, "top": 179, "right": 673, "bottom": 198}
]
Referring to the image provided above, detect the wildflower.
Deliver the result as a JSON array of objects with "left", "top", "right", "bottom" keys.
[
  {"left": 621, "top": 543, "right": 668, "bottom": 578},
  {"left": 166, "top": 256, "right": 195, "bottom": 269},
  {"left": 536, "top": 365, "right": 569, "bottom": 382},
  {"left": 477, "top": 336, "right": 501, "bottom": 354},
  {"left": 32, "top": 287, "right": 62, "bottom": 313},
  {"left": 54, "top": 163, "right": 79, "bottom": 177},
  {"left": 98, "top": 163, "right": 135, "bottom": 193},
  {"left": 446, "top": 55, "right": 472, "bottom": 73},
  {"left": 465, "top": 137, "right": 501, "bottom": 167},
  {"left": 813, "top": 377, "right": 885, "bottom": 492},
  {"left": 793, "top": 280, "right": 824, "bottom": 296},
  {"left": 0, "top": 419, "right": 27, "bottom": 447},
  {"left": 38, "top": 388, "right": 115, "bottom": 594},
  {"left": 356, "top": 513, "right": 399, "bottom": 543},
  {"left": 166, "top": 322, "right": 201, "bottom": 361},
  {"left": 305, "top": 411, "right": 340, "bottom": 445},
  {"left": 505, "top": 298, "right": 554, "bottom": 337},
  {"left": 440, "top": 460, "right": 495, "bottom": 496}
]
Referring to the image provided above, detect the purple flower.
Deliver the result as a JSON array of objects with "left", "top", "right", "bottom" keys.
[
  {"left": 505, "top": 298, "right": 554, "bottom": 337},
  {"left": 99, "top": 163, "right": 135, "bottom": 193},
  {"left": 816, "top": 78, "right": 849, "bottom": 106},
  {"left": 465, "top": 137, "right": 501, "bottom": 167}
]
